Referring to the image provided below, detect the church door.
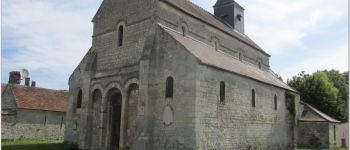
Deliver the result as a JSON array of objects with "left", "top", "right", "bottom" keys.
[{"left": 109, "top": 92, "right": 122, "bottom": 150}]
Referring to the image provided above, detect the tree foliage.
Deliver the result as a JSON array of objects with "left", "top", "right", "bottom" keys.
[{"left": 288, "top": 70, "right": 348, "bottom": 121}]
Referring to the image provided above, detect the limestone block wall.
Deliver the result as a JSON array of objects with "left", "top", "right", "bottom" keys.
[
  {"left": 336, "top": 123, "right": 348, "bottom": 148},
  {"left": 297, "top": 121, "right": 332, "bottom": 149},
  {"left": 146, "top": 27, "right": 199, "bottom": 150},
  {"left": 91, "top": 0, "right": 156, "bottom": 71},
  {"left": 195, "top": 65, "right": 298, "bottom": 150},
  {"left": 156, "top": 1, "right": 270, "bottom": 70},
  {"left": 2, "top": 109, "right": 65, "bottom": 140}
]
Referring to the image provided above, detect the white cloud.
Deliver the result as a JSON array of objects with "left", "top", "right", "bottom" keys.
[
  {"left": 193, "top": 0, "right": 347, "bottom": 55},
  {"left": 2, "top": 0, "right": 101, "bottom": 88},
  {"left": 241, "top": 0, "right": 347, "bottom": 55}
]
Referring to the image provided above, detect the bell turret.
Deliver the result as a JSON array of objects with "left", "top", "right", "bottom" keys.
[{"left": 214, "top": 0, "right": 245, "bottom": 34}]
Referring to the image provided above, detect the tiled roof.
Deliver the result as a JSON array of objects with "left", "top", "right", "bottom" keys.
[
  {"left": 299, "top": 101, "right": 340, "bottom": 123},
  {"left": 1, "top": 84, "right": 68, "bottom": 112},
  {"left": 161, "top": 0, "right": 269, "bottom": 56},
  {"left": 161, "top": 25, "right": 296, "bottom": 92}
]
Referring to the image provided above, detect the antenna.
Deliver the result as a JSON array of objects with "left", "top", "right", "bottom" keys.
[{"left": 20, "top": 68, "right": 29, "bottom": 79}]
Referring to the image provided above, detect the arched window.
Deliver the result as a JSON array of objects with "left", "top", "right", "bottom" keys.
[
  {"left": 239, "top": 53, "right": 243, "bottom": 61},
  {"left": 118, "top": 26, "right": 124, "bottom": 46},
  {"left": 166, "top": 77, "right": 174, "bottom": 98},
  {"left": 220, "top": 81, "right": 225, "bottom": 104},
  {"left": 274, "top": 95, "right": 278, "bottom": 110},
  {"left": 181, "top": 26, "right": 186, "bottom": 36},
  {"left": 252, "top": 89, "right": 255, "bottom": 107},
  {"left": 214, "top": 41, "right": 218, "bottom": 51},
  {"left": 77, "top": 89, "right": 82, "bottom": 108},
  {"left": 258, "top": 62, "right": 262, "bottom": 69}
]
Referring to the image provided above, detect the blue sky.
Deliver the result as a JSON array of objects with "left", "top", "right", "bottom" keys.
[{"left": 2, "top": 0, "right": 348, "bottom": 90}]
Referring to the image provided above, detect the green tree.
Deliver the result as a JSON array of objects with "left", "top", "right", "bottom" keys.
[{"left": 288, "top": 70, "right": 348, "bottom": 121}]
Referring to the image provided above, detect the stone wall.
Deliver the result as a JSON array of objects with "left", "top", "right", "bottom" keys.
[
  {"left": 146, "top": 26, "right": 199, "bottom": 150},
  {"left": 297, "top": 121, "right": 332, "bottom": 149},
  {"left": 195, "top": 65, "right": 298, "bottom": 150},
  {"left": 336, "top": 123, "right": 348, "bottom": 148},
  {"left": 2, "top": 109, "right": 65, "bottom": 140},
  {"left": 65, "top": 0, "right": 156, "bottom": 148},
  {"left": 156, "top": 1, "right": 270, "bottom": 70}
]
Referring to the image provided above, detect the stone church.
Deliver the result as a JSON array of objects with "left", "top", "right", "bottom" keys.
[{"left": 64, "top": 0, "right": 300, "bottom": 149}]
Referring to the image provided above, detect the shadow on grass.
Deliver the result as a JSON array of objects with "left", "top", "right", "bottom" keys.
[{"left": 2, "top": 143, "right": 78, "bottom": 150}]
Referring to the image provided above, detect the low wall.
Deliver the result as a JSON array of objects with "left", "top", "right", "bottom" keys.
[{"left": 2, "top": 109, "right": 66, "bottom": 140}]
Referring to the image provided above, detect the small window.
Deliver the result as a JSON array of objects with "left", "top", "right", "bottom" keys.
[
  {"left": 118, "top": 26, "right": 124, "bottom": 46},
  {"left": 274, "top": 95, "right": 278, "bottom": 110},
  {"left": 258, "top": 62, "right": 262, "bottom": 69},
  {"left": 181, "top": 26, "right": 186, "bottom": 36},
  {"left": 252, "top": 89, "right": 255, "bottom": 107},
  {"left": 220, "top": 81, "right": 225, "bottom": 104},
  {"left": 239, "top": 53, "right": 243, "bottom": 61},
  {"left": 166, "top": 77, "right": 174, "bottom": 98},
  {"left": 334, "top": 125, "right": 336, "bottom": 141},
  {"left": 77, "top": 90, "right": 82, "bottom": 108},
  {"left": 237, "top": 14, "right": 242, "bottom": 21},
  {"left": 214, "top": 41, "right": 218, "bottom": 51}
]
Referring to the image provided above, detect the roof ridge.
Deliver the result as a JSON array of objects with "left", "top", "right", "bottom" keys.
[{"left": 7, "top": 84, "right": 68, "bottom": 92}]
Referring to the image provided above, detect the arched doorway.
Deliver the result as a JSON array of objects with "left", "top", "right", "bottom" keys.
[{"left": 107, "top": 88, "right": 123, "bottom": 150}]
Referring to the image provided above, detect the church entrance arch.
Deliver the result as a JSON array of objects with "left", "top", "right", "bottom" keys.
[{"left": 106, "top": 88, "right": 123, "bottom": 150}]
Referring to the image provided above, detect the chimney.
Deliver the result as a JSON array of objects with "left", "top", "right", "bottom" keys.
[
  {"left": 8, "top": 71, "right": 21, "bottom": 84},
  {"left": 214, "top": 0, "right": 245, "bottom": 34},
  {"left": 31, "top": 81, "right": 36, "bottom": 87},
  {"left": 25, "top": 78, "right": 30, "bottom": 86}
]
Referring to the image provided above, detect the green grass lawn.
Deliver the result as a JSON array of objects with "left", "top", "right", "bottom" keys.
[{"left": 2, "top": 140, "right": 78, "bottom": 150}]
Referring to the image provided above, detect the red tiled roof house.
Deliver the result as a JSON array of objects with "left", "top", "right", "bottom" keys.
[{"left": 1, "top": 83, "right": 68, "bottom": 140}]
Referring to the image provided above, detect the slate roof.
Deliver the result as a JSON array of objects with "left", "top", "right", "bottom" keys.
[
  {"left": 161, "top": 25, "right": 296, "bottom": 92},
  {"left": 299, "top": 101, "right": 340, "bottom": 123},
  {"left": 161, "top": 0, "right": 269, "bottom": 56},
  {"left": 1, "top": 84, "right": 68, "bottom": 112}
]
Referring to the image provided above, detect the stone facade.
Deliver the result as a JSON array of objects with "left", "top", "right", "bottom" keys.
[
  {"left": 1, "top": 83, "right": 68, "bottom": 141},
  {"left": 64, "top": 0, "right": 300, "bottom": 150},
  {"left": 336, "top": 123, "right": 348, "bottom": 148},
  {"left": 297, "top": 101, "right": 342, "bottom": 149},
  {"left": 2, "top": 109, "right": 66, "bottom": 140},
  {"left": 297, "top": 122, "right": 337, "bottom": 149}
]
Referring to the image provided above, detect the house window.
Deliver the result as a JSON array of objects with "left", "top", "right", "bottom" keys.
[
  {"left": 220, "top": 81, "right": 225, "bottom": 104},
  {"left": 166, "top": 77, "right": 174, "bottom": 98},
  {"left": 77, "top": 89, "right": 82, "bottom": 108},
  {"left": 252, "top": 89, "right": 255, "bottom": 107},
  {"left": 118, "top": 26, "right": 124, "bottom": 46},
  {"left": 274, "top": 95, "right": 278, "bottom": 110},
  {"left": 214, "top": 41, "right": 218, "bottom": 51}
]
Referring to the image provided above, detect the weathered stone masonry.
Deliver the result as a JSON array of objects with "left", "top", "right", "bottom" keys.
[{"left": 64, "top": 0, "right": 300, "bottom": 150}]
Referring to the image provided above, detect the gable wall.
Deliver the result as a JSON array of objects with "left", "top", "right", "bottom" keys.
[
  {"left": 156, "top": 1, "right": 270, "bottom": 70},
  {"left": 195, "top": 65, "right": 299, "bottom": 149},
  {"left": 91, "top": 0, "right": 157, "bottom": 72},
  {"left": 145, "top": 27, "right": 199, "bottom": 149}
]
